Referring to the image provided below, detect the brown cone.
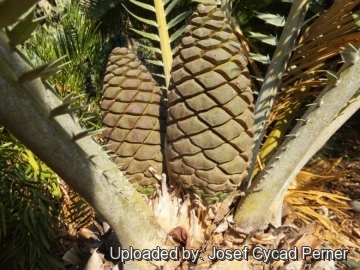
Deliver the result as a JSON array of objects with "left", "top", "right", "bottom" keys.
[
  {"left": 166, "top": 4, "right": 254, "bottom": 203},
  {"left": 101, "top": 47, "right": 166, "bottom": 195}
]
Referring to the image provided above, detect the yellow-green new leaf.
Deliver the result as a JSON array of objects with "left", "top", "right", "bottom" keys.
[
  {"left": 125, "top": 0, "right": 177, "bottom": 88},
  {"left": 48, "top": 182, "right": 61, "bottom": 198},
  {"left": 23, "top": 150, "right": 40, "bottom": 178}
]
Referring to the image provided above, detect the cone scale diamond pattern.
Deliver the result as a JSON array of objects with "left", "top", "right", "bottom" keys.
[
  {"left": 166, "top": 4, "right": 254, "bottom": 203},
  {"left": 101, "top": 48, "right": 166, "bottom": 196}
]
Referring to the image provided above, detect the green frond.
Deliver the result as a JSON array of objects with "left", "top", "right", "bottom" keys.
[
  {"left": 123, "top": 0, "right": 193, "bottom": 88},
  {"left": 165, "top": 0, "right": 182, "bottom": 16},
  {"left": 151, "top": 72, "right": 166, "bottom": 79},
  {"left": 146, "top": 59, "right": 164, "bottom": 66},
  {"left": 123, "top": 5, "right": 158, "bottom": 27},
  {"left": 130, "top": 28, "right": 160, "bottom": 41},
  {"left": 23, "top": 1, "right": 103, "bottom": 128},
  {"left": 163, "top": 0, "right": 171, "bottom": 6},
  {"left": 167, "top": 11, "right": 193, "bottom": 29},
  {"left": 169, "top": 25, "right": 186, "bottom": 42},
  {"left": 129, "top": 0, "right": 156, "bottom": 12},
  {"left": 138, "top": 43, "right": 162, "bottom": 54}
]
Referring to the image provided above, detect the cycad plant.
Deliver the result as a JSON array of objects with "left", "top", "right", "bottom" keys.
[{"left": 1, "top": 0, "right": 360, "bottom": 269}]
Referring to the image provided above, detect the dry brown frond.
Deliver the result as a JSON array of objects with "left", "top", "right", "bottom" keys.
[
  {"left": 285, "top": 156, "right": 360, "bottom": 253},
  {"left": 269, "top": 0, "right": 360, "bottom": 128}
]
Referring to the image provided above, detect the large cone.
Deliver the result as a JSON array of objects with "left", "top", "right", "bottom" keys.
[
  {"left": 101, "top": 47, "right": 166, "bottom": 196},
  {"left": 166, "top": 4, "right": 254, "bottom": 203}
]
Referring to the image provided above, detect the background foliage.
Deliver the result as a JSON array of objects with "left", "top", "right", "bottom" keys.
[{"left": 0, "top": 128, "right": 64, "bottom": 269}]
